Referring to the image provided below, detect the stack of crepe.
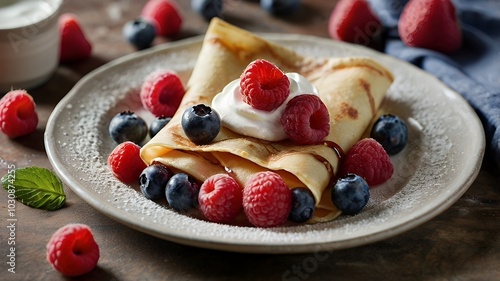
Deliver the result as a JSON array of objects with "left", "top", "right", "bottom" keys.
[{"left": 140, "top": 18, "right": 394, "bottom": 223}]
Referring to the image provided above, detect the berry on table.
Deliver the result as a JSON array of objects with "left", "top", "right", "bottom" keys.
[
  {"left": 46, "top": 224, "right": 100, "bottom": 277},
  {"left": 140, "top": 70, "right": 185, "bottom": 117},
  {"left": 165, "top": 173, "right": 200, "bottom": 212},
  {"left": 107, "top": 141, "right": 147, "bottom": 184},
  {"left": 370, "top": 114, "right": 408, "bottom": 155},
  {"left": 123, "top": 18, "right": 156, "bottom": 50},
  {"left": 328, "top": 0, "right": 384, "bottom": 50},
  {"left": 108, "top": 111, "right": 148, "bottom": 144},
  {"left": 198, "top": 174, "right": 243, "bottom": 223},
  {"left": 149, "top": 116, "right": 172, "bottom": 138},
  {"left": 261, "top": 0, "right": 300, "bottom": 16},
  {"left": 139, "top": 163, "right": 173, "bottom": 200},
  {"left": 331, "top": 174, "right": 370, "bottom": 215},
  {"left": 191, "top": 0, "right": 223, "bottom": 20},
  {"left": 398, "top": 0, "right": 462, "bottom": 54},
  {"left": 243, "top": 171, "right": 291, "bottom": 228},
  {"left": 0, "top": 89, "right": 38, "bottom": 138},
  {"left": 288, "top": 187, "right": 315, "bottom": 223},
  {"left": 280, "top": 94, "right": 330, "bottom": 145},
  {"left": 181, "top": 104, "right": 221, "bottom": 145},
  {"left": 239, "top": 59, "right": 290, "bottom": 112},
  {"left": 340, "top": 138, "right": 394, "bottom": 186},
  {"left": 58, "top": 13, "right": 92, "bottom": 63},
  {"left": 141, "top": 0, "right": 182, "bottom": 37}
]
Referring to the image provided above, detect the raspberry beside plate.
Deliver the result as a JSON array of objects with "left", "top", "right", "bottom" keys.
[
  {"left": 46, "top": 224, "right": 100, "bottom": 277},
  {"left": 0, "top": 89, "right": 38, "bottom": 138}
]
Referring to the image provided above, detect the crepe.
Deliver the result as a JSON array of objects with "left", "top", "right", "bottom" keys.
[{"left": 140, "top": 18, "right": 394, "bottom": 223}]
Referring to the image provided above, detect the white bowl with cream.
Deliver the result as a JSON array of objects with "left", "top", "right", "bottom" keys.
[{"left": 0, "top": 0, "right": 62, "bottom": 92}]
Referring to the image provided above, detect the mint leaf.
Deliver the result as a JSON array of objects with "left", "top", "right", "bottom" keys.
[{"left": 2, "top": 166, "right": 66, "bottom": 210}]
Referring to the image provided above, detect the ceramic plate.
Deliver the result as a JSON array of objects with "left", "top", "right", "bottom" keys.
[{"left": 45, "top": 35, "right": 485, "bottom": 254}]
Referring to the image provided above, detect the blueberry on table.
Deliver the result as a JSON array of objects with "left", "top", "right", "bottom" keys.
[
  {"left": 191, "top": 0, "right": 223, "bottom": 20},
  {"left": 123, "top": 18, "right": 156, "bottom": 50},
  {"left": 331, "top": 174, "right": 370, "bottom": 215},
  {"left": 139, "top": 163, "right": 173, "bottom": 200},
  {"left": 149, "top": 116, "right": 172, "bottom": 138},
  {"left": 261, "top": 0, "right": 300, "bottom": 16},
  {"left": 289, "top": 187, "right": 315, "bottom": 223},
  {"left": 181, "top": 104, "right": 221, "bottom": 145},
  {"left": 370, "top": 114, "right": 409, "bottom": 155},
  {"left": 166, "top": 173, "right": 200, "bottom": 212},
  {"left": 109, "top": 111, "right": 148, "bottom": 144}
]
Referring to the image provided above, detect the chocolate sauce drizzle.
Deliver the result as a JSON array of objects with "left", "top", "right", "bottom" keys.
[{"left": 311, "top": 141, "right": 345, "bottom": 189}]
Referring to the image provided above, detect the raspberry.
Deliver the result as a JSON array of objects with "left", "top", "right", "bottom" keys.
[
  {"left": 46, "top": 224, "right": 100, "bottom": 276},
  {"left": 239, "top": 59, "right": 290, "bottom": 111},
  {"left": 328, "top": 0, "right": 384, "bottom": 49},
  {"left": 140, "top": 70, "right": 185, "bottom": 117},
  {"left": 340, "top": 138, "right": 394, "bottom": 186},
  {"left": 107, "top": 141, "right": 147, "bottom": 184},
  {"left": 198, "top": 174, "right": 243, "bottom": 223},
  {"left": 398, "top": 0, "right": 462, "bottom": 54},
  {"left": 243, "top": 171, "right": 291, "bottom": 227},
  {"left": 280, "top": 94, "right": 330, "bottom": 145},
  {"left": 59, "top": 13, "right": 92, "bottom": 63},
  {"left": 0, "top": 89, "right": 38, "bottom": 138},
  {"left": 141, "top": 0, "right": 182, "bottom": 37}
]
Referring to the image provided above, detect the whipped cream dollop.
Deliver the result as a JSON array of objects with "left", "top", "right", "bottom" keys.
[{"left": 212, "top": 73, "right": 319, "bottom": 141}]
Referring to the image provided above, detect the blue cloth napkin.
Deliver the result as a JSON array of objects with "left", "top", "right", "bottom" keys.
[{"left": 367, "top": 0, "right": 500, "bottom": 170}]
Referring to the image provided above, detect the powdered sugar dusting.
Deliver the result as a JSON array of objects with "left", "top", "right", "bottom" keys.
[{"left": 45, "top": 35, "right": 484, "bottom": 253}]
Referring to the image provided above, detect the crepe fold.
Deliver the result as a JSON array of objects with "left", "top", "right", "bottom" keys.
[{"left": 140, "top": 18, "right": 394, "bottom": 223}]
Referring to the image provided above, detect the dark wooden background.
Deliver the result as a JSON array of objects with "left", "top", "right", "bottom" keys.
[{"left": 1, "top": 0, "right": 499, "bottom": 280}]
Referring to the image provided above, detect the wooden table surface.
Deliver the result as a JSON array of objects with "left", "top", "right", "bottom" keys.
[{"left": 1, "top": 1, "right": 499, "bottom": 280}]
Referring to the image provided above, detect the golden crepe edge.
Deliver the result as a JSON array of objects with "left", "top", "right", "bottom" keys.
[{"left": 141, "top": 18, "right": 394, "bottom": 223}]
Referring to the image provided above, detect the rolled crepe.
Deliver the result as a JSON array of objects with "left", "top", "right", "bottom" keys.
[{"left": 141, "top": 18, "right": 394, "bottom": 223}]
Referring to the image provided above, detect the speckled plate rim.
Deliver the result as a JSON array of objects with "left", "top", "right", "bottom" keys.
[{"left": 45, "top": 34, "right": 485, "bottom": 254}]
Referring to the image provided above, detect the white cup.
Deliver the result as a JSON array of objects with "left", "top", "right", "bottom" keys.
[{"left": 0, "top": 0, "right": 63, "bottom": 92}]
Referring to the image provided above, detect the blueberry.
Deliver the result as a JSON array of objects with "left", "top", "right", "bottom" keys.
[
  {"left": 109, "top": 111, "right": 148, "bottom": 144},
  {"left": 370, "top": 114, "right": 409, "bottom": 155},
  {"left": 149, "top": 116, "right": 172, "bottom": 138},
  {"left": 191, "top": 0, "right": 223, "bottom": 20},
  {"left": 181, "top": 104, "right": 221, "bottom": 145},
  {"left": 165, "top": 173, "right": 200, "bottom": 212},
  {"left": 289, "top": 188, "right": 315, "bottom": 223},
  {"left": 123, "top": 18, "right": 156, "bottom": 50},
  {"left": 139, "top": 163, "right": 173, "bottom": 200},
  {"left": 261, "top": 0, "right": 300, "bottom": 16},
  {"left": 331, "top": 174, "right": 370, "bottom": 215}
]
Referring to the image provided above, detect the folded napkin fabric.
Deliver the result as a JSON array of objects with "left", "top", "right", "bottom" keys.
[{"left": 368, "top": 0, "right": 500, "bottom": 169}]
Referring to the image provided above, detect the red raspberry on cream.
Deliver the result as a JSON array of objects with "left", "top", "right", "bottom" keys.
[
  {"left": 280, "top": 94, "right": 330, "bottom": 145},
  {"left": 239, "top": 59, "right": 290, "bottom": 111}
]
